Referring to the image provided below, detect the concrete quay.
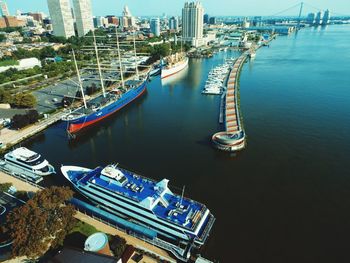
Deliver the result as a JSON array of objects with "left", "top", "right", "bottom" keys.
[
  {"left": 212, "top": 54, "right": 248, "bottom": 152},
  {"left": 0, "top": 111, "right": 65, "bottom": 151}
]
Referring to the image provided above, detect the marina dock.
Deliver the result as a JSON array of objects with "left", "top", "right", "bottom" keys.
[{"left": 212, "top": 54, "right": 248, "bottom": 152}]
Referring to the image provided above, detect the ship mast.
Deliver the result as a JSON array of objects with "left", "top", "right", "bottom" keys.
[
  {"left": 115, "top": 28, "right": 125, "bottom": 90},
  {"left": 92, "top": 30, "right": 106, "bottom": 98},
  {"left": 133, "top": 31, "right": 139, "bottom": 80},
  {"left": 72, "top": 49, "right": 87, "bottom": 109}
]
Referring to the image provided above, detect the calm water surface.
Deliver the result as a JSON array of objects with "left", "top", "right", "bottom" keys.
[{"left": 24, "top": 25, "right": 350, "bottom": 263}]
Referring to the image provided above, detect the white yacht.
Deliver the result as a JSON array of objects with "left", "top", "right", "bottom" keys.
[{"left": 4, "top": 147, "right": 55, "bottom": 176}]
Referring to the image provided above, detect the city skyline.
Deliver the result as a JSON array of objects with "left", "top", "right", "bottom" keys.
[{"left": 6, "top": 0, "right": 350, "bottom": 17}]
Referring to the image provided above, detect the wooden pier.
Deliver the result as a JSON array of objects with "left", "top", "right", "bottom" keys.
[{"left": 212, "top": 54, "right": 248, "bottom": 152}]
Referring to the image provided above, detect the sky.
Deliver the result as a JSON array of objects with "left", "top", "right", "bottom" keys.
[{"left": 6, "top": 0, "right": 350, "bottom": 17}]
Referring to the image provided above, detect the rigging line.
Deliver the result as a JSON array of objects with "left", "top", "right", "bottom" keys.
[
  {"left": 302, "top": 2, "right": 321, "bottom": 12},
  {"left": 268, "top": 2, "right": 302, "bottom": 17}
]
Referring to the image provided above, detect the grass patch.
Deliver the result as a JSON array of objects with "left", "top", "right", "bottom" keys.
[
  {"left": 0, "top": 60, "right": 19, "bottom": 67},
  {"left": 70, "top": 221, "right": 99, "bottom": 237}
]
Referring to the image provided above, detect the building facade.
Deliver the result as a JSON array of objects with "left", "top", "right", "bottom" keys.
[
  {"left": 209, "top": 17, "right": 216, "bottom": 25},
  {"left": 72, "top": 0, "right": 94, "bottom": 37},
  {"left": 203, "top": 13, "right": 209, "bottom": 24},
  {"left": 169, "top": 16, "right": 179, "bottom": 32},
  {"left": 47, "top": 0, "right": 75, "bottom": 38},
  {"left": 0, "top": 1, "right": 9, "bottom": 16},
  {"left": 322, "top": 9, "right": 330, "bottom": 25},
  {"left": 150, "top": 18, "right": 160, "bottom": 37},
  {"left": 315, "top": 11, "right": 323, "bottom": 25},
  {"left": 306, "top": 13, "right": 315, "bottom": 24},
  {"left": 122, "top": 5, "right": 136, "bottom": 30},
  {"left": 182, "top": 2, "right": 204, "bottom": 47}
]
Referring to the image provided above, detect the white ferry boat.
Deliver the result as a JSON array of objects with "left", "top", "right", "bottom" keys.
[
  {"left": 61, "top": 164, "right": 215, "bottom": 247},
  {"left": 4, "top": 147, "right": 55, "bottom": 176}
]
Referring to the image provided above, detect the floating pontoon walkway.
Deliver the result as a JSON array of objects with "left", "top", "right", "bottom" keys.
[{"left": 212, "top": 54, "right": 247, "bottom": 152}]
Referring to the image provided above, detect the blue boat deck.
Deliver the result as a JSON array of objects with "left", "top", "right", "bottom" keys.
[{"left": 67, "top": 166, "right": 206, "bottom": 230}]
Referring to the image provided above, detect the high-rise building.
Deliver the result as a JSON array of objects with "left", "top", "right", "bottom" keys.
[
  {"left": 0, "top": 1, "right": 9, "bottom": 16},
  {"left": 209, "top": 17, "right": 217, "bottom": 25},
  {"left": 182, "top": 2, "right": 204, "bottom": 47},
  {"left": 306, "top": 13, "right": 316, "bottom": 24},
  {"left": 315, "top": 11, "right": 323, "bottom": 25},
  {"left": 72, "top": 0, "right": 94, "bottom": 37},
  {"left": 169, "top": 16, "right": 179, "bottom": 31},
  {"left": 47, "top": 0, "right": 75, "bottom": 38},
  {"left": 253, "top": 16, "right": 262, "bottom": 26},
  {"left": 322, "top": 9, "right": 331, "bottom": 25},
  {"left": 106, "top": 15, "right": 119, "bottom": 26},
  {"left": 150, "top": 18, "right": 160, "bottom": 37},
  {"left": 27, "top": 13, "right": 44, "bottom": 24},
  {"left": 93, "top": 16, "right": 104, "bottom": 28},
  {"left": 122, "top": 5, "right": 136, "bottom": 30},
  {"left": 203, "top": 13, "right": 209, "bottom": 24}
]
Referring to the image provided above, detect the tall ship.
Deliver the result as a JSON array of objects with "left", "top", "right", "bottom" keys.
[
  {"left": 2, "top": 147, "right": 55, "bottom": 176},
  {"left": 161, "top": 52, "right": 189, "bottom": 79},
  {"left": 61, "top": 164, "right": 215, "bottom": 247},
  {"left": 62, "top": 78, "right": 148, "bottom": 134},
  {"left": 62, "top": 31, "right": 148, "bottom": 135}
]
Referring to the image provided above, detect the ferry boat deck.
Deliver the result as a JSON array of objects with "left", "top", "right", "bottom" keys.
[{"left": 67, "top": 166, "right": 206, "bottom": 231}]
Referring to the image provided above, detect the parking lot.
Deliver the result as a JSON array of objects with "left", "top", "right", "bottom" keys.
[{"left": 32, "top": 71, "right": 120, "bottom": 114}]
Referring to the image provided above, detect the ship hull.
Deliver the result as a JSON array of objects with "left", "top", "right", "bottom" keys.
[
  {"left": 67, "top": 79, "right": 147, "bottom": 134},
  {"left": 161, "top": 57, "right": 189, "bottom": 79}
]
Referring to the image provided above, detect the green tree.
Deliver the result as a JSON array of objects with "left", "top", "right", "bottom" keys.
[
  {"left": 11, "top": 110, "right": 39, "bottom": 129},
  {"left": 110, "top": 235, "right": 127, "bottom": 258},
  {"left": 0, "top": 183, "right": 12, "bottom": 192},
  {"left": 0, "top": 88, "right": 12, "bottom": 104},
  {"left": 0, "top": 34, "right": 6, "bottom": 42},
  {"left": 1, "top": 186, "right": 76, "bottom": 259},
  {"left": 13, "top": 93, "right": 37, "bottom": 108}
]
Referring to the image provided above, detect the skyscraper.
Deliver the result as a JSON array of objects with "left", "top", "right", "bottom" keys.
[
  {"left": 315, "top": 11, "right": 323, "bottom": 25},
  {"left": 203, "top": 13, "right": 209, "bottom": 24},
  {"left": 182, "top": 2, "right": 204, "bottom": 47},
  {"left": 209, "top": 17, "right": 217, "bottom": 25},
  {"left": 169, "top": 16, "right": 179, "bottom": 32},
  {"left": 0, "top": 1, "right": 9, "bottom": 16},
  {"left": 122, "top": 5, "right": 136, "bottom": 30},
  {"left": 72, "top": 0, "right": 94, "bottom": 37},
  {"left": 47, "top": 0, "right": 75, "bottom": 38},
  {"left": 322, "top": 9, "right": 331, "bottom": 25},
  {"left": 306, "top": 13, "right": 316, "bottom": 25},
  {"left": 150, "top": 18, "right": 160, "bottom": 37}
]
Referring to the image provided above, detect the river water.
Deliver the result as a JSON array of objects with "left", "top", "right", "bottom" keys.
[{"left": 23, "top": 25, "right": 350, "bottom": 262}]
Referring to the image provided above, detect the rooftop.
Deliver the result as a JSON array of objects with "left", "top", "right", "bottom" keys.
[{"left": 48, "top": 247, "right": 117, "bottom": 263}]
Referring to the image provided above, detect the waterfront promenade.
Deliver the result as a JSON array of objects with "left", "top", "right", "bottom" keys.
[
  {"left": 0, "top": 111, "right": 65, "bottom": 150},
  {"left": 212, "top": 54, "right": 247, "bottom": 152}
]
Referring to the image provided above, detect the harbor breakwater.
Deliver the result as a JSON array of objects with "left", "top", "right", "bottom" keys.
[{"left": 212, "top": 54, "right": 248, "bottom": 152}]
